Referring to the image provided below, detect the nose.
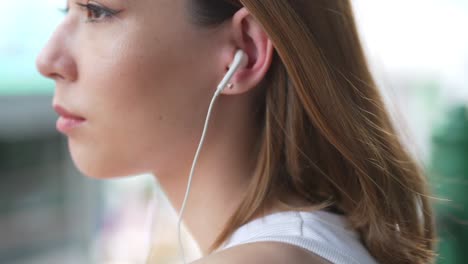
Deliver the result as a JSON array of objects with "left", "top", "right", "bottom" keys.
[{"left": 36, "top": 23, "right": 78, "bottom": 82}]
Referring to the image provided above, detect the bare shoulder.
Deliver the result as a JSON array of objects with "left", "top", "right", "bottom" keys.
[{"left": 191, "top": 242, "right": 332, "bottom": 264}]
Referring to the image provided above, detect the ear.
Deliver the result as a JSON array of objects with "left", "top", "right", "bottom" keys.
[{"left": 221, "top": 7, "right": 274, "bottom": 95}]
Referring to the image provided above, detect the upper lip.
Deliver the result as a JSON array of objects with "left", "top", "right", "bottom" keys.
[{"left": 53, "top": 104, "right": 86, "bottom": 120}]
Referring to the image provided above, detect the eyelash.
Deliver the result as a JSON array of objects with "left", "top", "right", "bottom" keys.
[{"left": 60, "top": 2, "right": 121, "bottom": 23}]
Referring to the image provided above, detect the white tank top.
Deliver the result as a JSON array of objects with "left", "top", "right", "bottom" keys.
[{"left": 220, "top": 210, "right": 378, "bottom": 264}]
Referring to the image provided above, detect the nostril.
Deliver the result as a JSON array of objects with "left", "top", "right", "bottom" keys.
[
  {"left": 49, "top": 73, "right": 63, "bottom": 80},
  {"left": 36, "top": 54, "right": 52, "bottom": 78},
  {"left": 35, "top": 39, "right": 78, "bottom": 82},
  {"left": 36, "top": 53, "right": 73, "bottom": 81}
]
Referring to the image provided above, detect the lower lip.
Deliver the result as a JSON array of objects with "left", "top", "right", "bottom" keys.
[{"left": 56, "top": 116, "right": 86, "bottom": 134}]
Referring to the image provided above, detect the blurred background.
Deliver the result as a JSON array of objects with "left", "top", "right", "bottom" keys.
[{"left": 0, "top": 0, "right": 467, "bottom": 263}]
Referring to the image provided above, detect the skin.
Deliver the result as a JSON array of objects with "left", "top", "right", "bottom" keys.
[{"left": 36, "top": 0, "right": 328, "bottom": 263}]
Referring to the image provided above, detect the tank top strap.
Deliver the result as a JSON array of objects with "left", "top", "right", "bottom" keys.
[{"left": 219, "top": 210, "right": 378, "bottom": 264}]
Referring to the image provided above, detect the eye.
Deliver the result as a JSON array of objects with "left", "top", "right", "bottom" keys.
[{"left": 76, "top": 1, "right": 121, "bottom": 22}]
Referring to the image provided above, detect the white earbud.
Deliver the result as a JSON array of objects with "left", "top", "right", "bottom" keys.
[
  {"left": 175, "top": 49, "right": 248, "bottom": 264},
  {"left": 216, "top": 49, "right": 249, "bottom": 93}
]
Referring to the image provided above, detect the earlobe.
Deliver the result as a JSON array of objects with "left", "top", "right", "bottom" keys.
[{"left": 220, "top": 7, "right": 274, "bottom": 95}]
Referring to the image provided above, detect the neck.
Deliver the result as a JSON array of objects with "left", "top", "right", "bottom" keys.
[{"left": 154, "top": 95, "right": 260, "bottom": 255}]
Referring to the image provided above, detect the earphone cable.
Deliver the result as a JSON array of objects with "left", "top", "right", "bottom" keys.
[{"left": 177, "top": 86, "right": 224, "bottom": 264}]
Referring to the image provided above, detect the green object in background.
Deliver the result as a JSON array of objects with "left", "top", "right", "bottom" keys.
[
  {"left": 430, "top": 105, "right": 468, "bottom": 264},
  {"left": 0, "top": 34, "right": 55, "bottom": 96},
  {"left": 0, "top": 79, "right": 53, "bottom": 96},
  {"left": 0, "top": 2, "right": 63, "bottom": 96}
]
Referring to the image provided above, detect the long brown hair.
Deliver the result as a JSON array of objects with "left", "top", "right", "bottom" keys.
[{"left": 188, "top": 0, "right": 436, "bottom": 263}]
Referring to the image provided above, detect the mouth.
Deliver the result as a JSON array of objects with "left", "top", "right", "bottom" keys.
[
  {"left": 53, "top": 104, "right": 86, "bottom": 120},
  {"left": 53, "top": 104, "right": 87, "bottom": 134}
]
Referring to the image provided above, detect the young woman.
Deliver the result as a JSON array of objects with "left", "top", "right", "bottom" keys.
[{"left": 36, "top": 0, "right": 436, "bottom": 263}]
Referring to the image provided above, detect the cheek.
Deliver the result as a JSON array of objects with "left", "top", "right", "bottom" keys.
[
  {"left": 71, "top": 20, "right": 215, "bottom": 178},
  {"left": 71, "top": 42, "right": 194, "bottom": 177}
]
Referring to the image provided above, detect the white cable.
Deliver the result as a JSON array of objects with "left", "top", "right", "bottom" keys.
[
  {"left": 177, "top": 50, "right": 247, "bottom": 264},
  {"left": 176, "top": 83, "right": 223, "bottom": 264},
  {"left": 143, "top": 184, "right": 158, "bottom": 264}
]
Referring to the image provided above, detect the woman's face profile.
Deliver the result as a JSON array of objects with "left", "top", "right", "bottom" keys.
[{"left": 36, "top": 0, "right": 226, "bottom": 178}]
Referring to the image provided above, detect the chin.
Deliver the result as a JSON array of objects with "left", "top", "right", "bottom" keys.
[{"left": 68, "top": 143, "right": 140, "bottom": 179}]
